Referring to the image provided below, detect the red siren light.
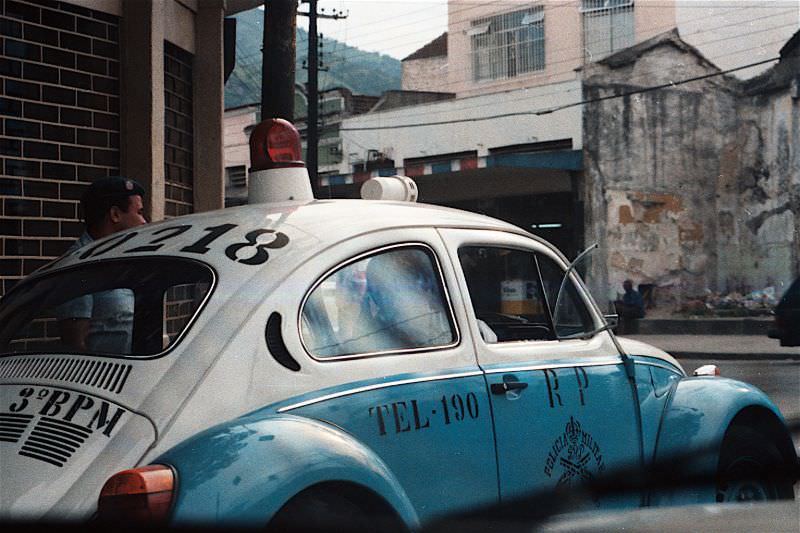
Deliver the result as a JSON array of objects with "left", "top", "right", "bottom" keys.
[{"left": 249, "top": 118, "right": 305, "bottom": 171}]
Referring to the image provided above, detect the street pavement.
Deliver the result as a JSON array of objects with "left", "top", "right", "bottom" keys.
[{"left": 625, "top": 334, "right": 800, "bottom": 360}]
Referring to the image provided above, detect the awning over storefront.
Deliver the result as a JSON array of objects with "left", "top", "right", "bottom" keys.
[{"left": 319, "top": 149, "right": 583, "bottom": 187}]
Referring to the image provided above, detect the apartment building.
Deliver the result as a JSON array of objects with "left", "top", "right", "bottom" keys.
[{"left": 403, "top": 1, "right": 796, "bottom": 97}]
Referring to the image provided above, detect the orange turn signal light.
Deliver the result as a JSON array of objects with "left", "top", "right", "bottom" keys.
[{"left": 98, "top": 464, "right": 175, "bottom": 524}]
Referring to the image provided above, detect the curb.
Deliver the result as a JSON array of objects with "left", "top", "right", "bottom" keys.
[
  {"left": 672, "top": 351, "right": 800, "bottom": 361},
  {"left": 634, "top": 318, "right": 773, "bottom": 336}
]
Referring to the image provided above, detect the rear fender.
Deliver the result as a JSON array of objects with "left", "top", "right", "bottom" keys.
[
  {"left": 650, "top": 377, "right": 792, "bottom": 506},
  {"left": 155, "top": 414, "right": 418, "bottom": 528}
]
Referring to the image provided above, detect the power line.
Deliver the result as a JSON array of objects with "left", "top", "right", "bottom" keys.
[
  {"left": 311, "top": 0, "right": 793, "bottom": 64},
  {"left": 237, "top": 4, "right": 795, "bottom": 77},
  {"left": 230, "top": 3, "right": 795, "bottom": 116},
  {"left": 323, "top": 8, "right": 796, "bottom": 79},
  {"left": 334, "top": 30, "right": 793, "bottom": 125},
  {"left": 339, "top": 55, "right": 782, "bottom": 131}
]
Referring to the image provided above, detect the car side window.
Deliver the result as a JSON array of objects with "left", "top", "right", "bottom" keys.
[
  {"left": 301, "top": 245, "right": 456, "bottom": 358},
  {"left": 536, "top": 253, "right": 594, "bottom": 338},
  {"left": 458, "top": 247, "right": 554, "bottom": 343}
]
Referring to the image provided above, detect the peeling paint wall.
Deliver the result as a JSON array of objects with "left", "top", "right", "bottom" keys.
[
  {"left": 723, "top": 90, "right": 799, "bottom": 296},
  {"left": 582, "top": 36, "right": 798, "bottom": 310}
]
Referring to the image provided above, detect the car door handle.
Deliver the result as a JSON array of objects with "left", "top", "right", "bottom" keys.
[{"left": 490, "top": 380, "right": 529, "bottom": 395}]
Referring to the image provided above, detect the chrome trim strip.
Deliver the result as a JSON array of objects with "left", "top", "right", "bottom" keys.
[
  {"left": 634, "top": 360, "right": 685, "bottom": 376},
  {"left": 483, "top": 357, "right": 621, "bottom": 375},
  {"left": 277, "top": 370, "right": 483, "bottom": 412}
]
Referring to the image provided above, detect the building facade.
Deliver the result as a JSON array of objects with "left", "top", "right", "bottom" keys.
[
  {"left": 582, "top": 30, "right": 799, "bottom": 307},
  {"left": 328, "top": 1, "right": 797, "bottom": 310},
  {"left": 1, "top": 0, "right": 259, "bottom": 295},
  {"left": 405, "top": 0, "right": 796, "bottom": 98}
]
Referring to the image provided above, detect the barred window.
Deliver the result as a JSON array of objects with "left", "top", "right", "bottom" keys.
[
  {"left": 581, "top": 0, "right": 635, "bottom": 62},
  {"left": 470, "top": 7, "right": 545, "bottom": 83}
]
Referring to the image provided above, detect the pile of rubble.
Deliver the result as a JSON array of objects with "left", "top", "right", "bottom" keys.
[{"left": 680, "top": 287, "right": 777, "bottom": 316}]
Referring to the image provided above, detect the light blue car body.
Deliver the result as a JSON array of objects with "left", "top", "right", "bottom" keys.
[{"left": 156, "top": 349, "right": 794, "bottom": 528}]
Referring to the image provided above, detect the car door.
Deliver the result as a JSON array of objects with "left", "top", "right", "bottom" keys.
[
  {"left": 278, "top": 229, "right": 498, "bottom": 521},
  {"left": 440, "top": 228, "right": 643, "bottom": 507}
]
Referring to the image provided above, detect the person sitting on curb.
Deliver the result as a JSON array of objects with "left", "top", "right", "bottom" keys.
[{"left": 614, "top": 279, "right": 645, "bottom": 334}]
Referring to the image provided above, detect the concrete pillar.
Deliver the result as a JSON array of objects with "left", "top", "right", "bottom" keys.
[
  {"left": 120, "top": 0, "right": 165, "bottom": 222},
  {"left": 194, "top": 0, "right": 225, "bottom": 212}
]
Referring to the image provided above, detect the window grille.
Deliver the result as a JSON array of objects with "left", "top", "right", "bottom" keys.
[
  {"left": 226, "top": 166, "right": 247, "bottom": 188},
  {"left": 470, "top": 7, "right": 545, "bottom": 82},
  {"left": 581, "top": 0, "right": 635, "bottom": 62}
]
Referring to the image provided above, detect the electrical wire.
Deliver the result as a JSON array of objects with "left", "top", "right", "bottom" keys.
[
  {"left": 332, "top": 30, "right": 794, "bottom": 125},
  {"left": 231, "top": 3, "right": 796, "bottom": 119},
  {"left": 322, "top": 8, "right": 796, "bottom": 81},
  {"left": 312, "top": 1, "right": 792, "bottom": 64},
  {"left": 338, "top": 54, "right": 782, "bottom": 131}
]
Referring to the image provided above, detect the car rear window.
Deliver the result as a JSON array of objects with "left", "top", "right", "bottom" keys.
[{"left": 0, "top": 258, "right": 214, "bottom": 358}]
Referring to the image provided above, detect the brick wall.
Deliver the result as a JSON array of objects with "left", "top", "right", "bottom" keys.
[{"left": 1, "top": 0, "right": 120, "bottom": 295}]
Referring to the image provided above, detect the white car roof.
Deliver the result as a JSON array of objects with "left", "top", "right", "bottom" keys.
[{"left": 42, "top": 199, "right": 538, "bottom": 276}]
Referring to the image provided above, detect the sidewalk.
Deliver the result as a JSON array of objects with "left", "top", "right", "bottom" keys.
[{"left": 624, "top": 334, "right": 800, "bottom": 360}]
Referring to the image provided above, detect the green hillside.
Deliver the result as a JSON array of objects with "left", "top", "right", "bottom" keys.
[{"left": 225, "top": 7, "right": 401, "bottom": 110}]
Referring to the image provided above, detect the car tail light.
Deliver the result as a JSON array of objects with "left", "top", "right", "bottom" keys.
[
  {"left": 249, "top": 118, "right": 305, "bottom": 171},
  {"left": 97, "top": 464, "right": 175, "bottom": 524}
]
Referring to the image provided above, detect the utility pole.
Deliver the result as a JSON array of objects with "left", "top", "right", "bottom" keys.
[
  {"left": 261, "top": 1, "right": 297, "bottom": 121},
  {"left": 299, "top": 2, "right": 346, "bottom": 194},
  {"left": 306, "top": 0, "right": 319, "bottom": 187}
]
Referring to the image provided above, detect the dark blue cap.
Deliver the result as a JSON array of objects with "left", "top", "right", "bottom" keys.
[{"left": 82, "top": 176, "right": 145, "bottom": 204}]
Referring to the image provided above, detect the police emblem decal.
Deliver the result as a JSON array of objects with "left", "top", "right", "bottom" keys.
[{"left": 544, "top": 416, "right": 605, "bottom": 486}]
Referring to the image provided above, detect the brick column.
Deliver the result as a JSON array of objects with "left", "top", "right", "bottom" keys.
[
  {"left": 193, "top": 0, "right": 225, "bottom": 212},
  {"left": 120, "top": 0, "right": 164, "bottom": 222}
]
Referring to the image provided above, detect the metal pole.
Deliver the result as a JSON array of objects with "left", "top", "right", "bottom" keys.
[
  {"left": 307, "top": 0, "right": 319, "bottom": 191},
  {"left": 261, "top": 0, "right": 297, "bottom": 121}
]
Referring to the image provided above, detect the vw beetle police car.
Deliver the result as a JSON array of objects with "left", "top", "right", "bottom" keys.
[{"left": 0, "top": 119, "right": 795, "bottom": 528}]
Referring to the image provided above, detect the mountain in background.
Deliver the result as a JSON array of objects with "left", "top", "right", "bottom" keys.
[{"left": 225, "top": 8, "right": 402, "bottom": 110}]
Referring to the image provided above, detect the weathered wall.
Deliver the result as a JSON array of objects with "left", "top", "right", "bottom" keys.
[
  {"left": 582, "top": 33, "right": 799, "bottom": 310},
  {"left": 720, "top": 87, "right": 799, "bottom": 295},
  {"left": 402, "top": 56, "right": 448, "bottom": 92},
  {"left": 584, "top": 85, "right": 736, "bottom": 307}
]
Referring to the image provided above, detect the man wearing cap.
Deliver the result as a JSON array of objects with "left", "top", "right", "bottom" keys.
[{"left": 57, "top": 176, "right": 148, "bottom": 353}]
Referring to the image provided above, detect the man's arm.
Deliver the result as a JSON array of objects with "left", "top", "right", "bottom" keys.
[{"left": 59, "top": 318, "right": 90, "bottom": 351}]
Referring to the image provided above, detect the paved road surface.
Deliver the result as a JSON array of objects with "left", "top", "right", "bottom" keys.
[{"left": 628, "top": 334, "right": 800, "bottom": 359}]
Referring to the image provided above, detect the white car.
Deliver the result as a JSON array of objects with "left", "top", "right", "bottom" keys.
[{"left": 0, "top": 120, "right": 794, "bottom": 528}]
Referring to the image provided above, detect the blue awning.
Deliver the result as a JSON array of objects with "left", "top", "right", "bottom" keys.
[{"left": 486, "top": 149, "right": 582, "bottom": 171}]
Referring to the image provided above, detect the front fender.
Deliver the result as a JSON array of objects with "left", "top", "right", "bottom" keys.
[
  {"left": 155, "top": 414, "right": 418, "bottom": 528},
  {"left": 650, "top": 377, "right": 789, "bottom": 505}
]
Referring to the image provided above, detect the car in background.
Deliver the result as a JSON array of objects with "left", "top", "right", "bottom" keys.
[
  {"left": 0, "top": 120, "right": 795, "bottom": 529},
  {"left": 768, "top": 277, "right": 800, "bottom": 346}
]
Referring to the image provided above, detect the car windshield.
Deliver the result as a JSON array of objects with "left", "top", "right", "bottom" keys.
[{"left": 0, "top": 258, "right": 213, "bottom": 358}]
